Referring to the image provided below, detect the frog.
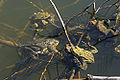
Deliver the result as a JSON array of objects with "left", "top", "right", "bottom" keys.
[
  {"left": 65, "top": 43, "right": 98, "bottom": 63},
  {"left": 31, "top": 11, "right": 54, "bottom": 25},
  {"left": 29, "top": 11, "right": 59, "bottom": 37},
  {"left": 18, "top": 38, "right": 60, "bottom": 60},
  {"left": 30, "top": 11, "right": 58, "bottom": 28},
  {"left": 65, "top": 43, "right": 98, "bottom": 70}
]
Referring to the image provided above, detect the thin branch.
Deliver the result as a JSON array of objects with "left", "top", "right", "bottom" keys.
[
  {"left": 59, "top": 0, "right": 80, "bottom": 10},
  {"left": 93, "top": 34, "right": 118, "bottom": 46},
  {"left": 65, "top": 0, "right": 95, "bottom": 26},
  {"left": 95, "top": 0, "right": 111, "bottom": 14},
  {"left": 76, "top": 32, "right": 84, "bottom": 46},
  {"left": 25, "top": 0, "right": 44, "bottom": 12},
  {"left": 16, "top": 21, "right": 30, "bottom": 42},
  {"left": 49, "top": 0, "right": 73, "bottom": 46},
  {"left": 0, "top": 39, "right": 18, "bottom": 47},
  {"left": 88, "top": 74, "right": 120, "bottom": 80},
  {"left": 4, "top": 61, "right": 43, "bottom": 80},
  {"left": 40, "top": 53, "right": 54, "bottom": 80}
]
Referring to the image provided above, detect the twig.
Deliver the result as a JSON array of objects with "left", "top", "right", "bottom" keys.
[
  {"left": 93, "top": 34, "right": 118, "bottom": 46},
  {"left": 65, "top": 0, "right": 95, "bottom": 26},
  {"left": 103, "top": 0, "right": 120, "bottom": 8},
  {"left": 95, "top": 0, "right": 111, "bottom": 14},
  {"left": 76, "top": 32, "right": 84, "bottom": 46},
  {"left": 4, "top": 61, "right": 43, "bottom": 80},
  {"left": 0, "top": 64, "right": 15, "bottom": 72},
  {"left": 0, "top": 22, "right": 19, "bottom": 32},
  {"left": 25, "top": 0, "right": 44, "bottom": 12},
  {"left": 49, "top": 0, "right": 73, "bottom": 47},
  {"left": 15, "top": 21, "right": 31, "bottom": 42},
  {"left": 59, "top": 0, "right": 80, "bottom": 10},
  {"left": 65, "top": 1, "right": 95, "bottom": 46},
  {"left": 16, "top": 21, "right": 30, "bottom": 41},
  {"left": 76, "top": 0, "right": 112, "bottom": 46},
  {"left": 40, "top": 53, "right": 55, "bottom": 80},
  {"left": 0, "top": 39, "right": 18, "bottom": 47},
  {"left": 88, "top": 74, "right": 120, "bottom": 80}
]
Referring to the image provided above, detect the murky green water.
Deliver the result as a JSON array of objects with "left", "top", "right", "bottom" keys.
[{"left": 0, "top": 0, "right": 120, "bottom": 80}]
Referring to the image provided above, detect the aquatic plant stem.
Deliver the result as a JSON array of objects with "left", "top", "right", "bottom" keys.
[
  {"left": 0, "top": 39, "right": 18, "bottom": 47},
  {"left": 49, "top": 0, "right": 73, "bottom": 47},
  {"left": 25, "top": 0, "right": 44, "bottom": 12},
  {"left": 40, "top": 53, "right": 55, "bottom": 80}
]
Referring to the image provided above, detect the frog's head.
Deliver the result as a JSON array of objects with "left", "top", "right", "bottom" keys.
[{"left": 46, "top": 39, "right": 59, "bottom": 47}]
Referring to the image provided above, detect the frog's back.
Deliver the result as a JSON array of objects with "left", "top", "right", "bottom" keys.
[
  {"left": 72, "top": 46, "right": 95, "bottom": 63},
  {"left": 19, "top": 38, "right": 59, "bottom": 59},
  {"left": 80, "top": 50, "right": 94, "bottom": 63}
]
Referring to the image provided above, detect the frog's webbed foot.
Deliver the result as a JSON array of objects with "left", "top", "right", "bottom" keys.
[
  {"left": 81, "top": 41, "right": 98, "bottom": 54},
  {"left": 88, "top": 42, "right": 98, "bottom": 54}
]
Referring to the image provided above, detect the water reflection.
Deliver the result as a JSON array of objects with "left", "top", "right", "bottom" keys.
[{"left": 0, "top": 0, "right": 120, "bottom": 80}]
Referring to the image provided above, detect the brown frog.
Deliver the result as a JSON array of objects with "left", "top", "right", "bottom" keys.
[
  {"left": 65, "top": 43, "right": 98, "bottom": 70},
  {"left": 19, "top": 38, "right": 60, "bottom": 59},
  {"left": 32, "top": 11, "right": 54, "bottom": 25},
  {"left": 66, "top": 44, "right": 98, "bottom": 63},
  {"left": 30, "top": 11, "right": 58, "bottom": 28},
  {"left": 29, "top": 11, "right": 59, "bottom": 37}
]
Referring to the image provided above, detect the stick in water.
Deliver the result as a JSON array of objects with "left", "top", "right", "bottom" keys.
[
  {"left": 49, "top": 0, "right": 73, "bottom": 46},
  {"left": 0, "top": 39, "right": 18, "bottom": 47}
]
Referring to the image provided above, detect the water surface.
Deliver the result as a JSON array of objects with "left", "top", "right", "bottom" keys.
[{"left": 0, "top": 0, "right": 120, "bottom": 80}]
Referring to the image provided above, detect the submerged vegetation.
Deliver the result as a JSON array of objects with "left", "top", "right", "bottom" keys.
[{"left": 0, "top": 0, "right": 120, "bottom": 80}]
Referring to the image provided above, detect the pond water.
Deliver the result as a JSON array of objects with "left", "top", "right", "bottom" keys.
[{"left": 0, "top": 0, "right": 120, "bottom": 80}]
